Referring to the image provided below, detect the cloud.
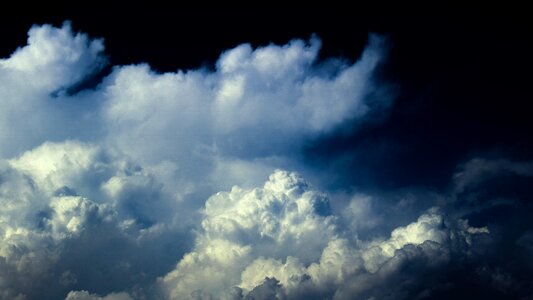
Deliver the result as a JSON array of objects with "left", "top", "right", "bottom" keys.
[
  {"left": 0, "top": 22, "right": 104, "bottom": 91},
  {"left": 158, "top": 170, "right": 488, "bottom": 299},
  {"left": 453, "top": 158, "right": 533, "bottom": 195},
  {"left": 0, "top": 141, "right": 190, "bottom": 299},
  {"left": 3, "top": 21, "right": 530, "bottom": 300},
  {"left": 0, "top": 22, "right": 106, "bottom": 158},
  {"left": 445, "top": 157, "right": 533, "bottom": 226},
  {"left": 1, "top": 21, "right": 388, "bottom": 197},
  {"left": 97, "top": 33, "right": 386, "bottom": 203},
  {"left": 159, "top": 170, "right": 335, "bottom": 298},
  {"left": 0, "top": 22, "right": 392, "bottom": 299}
]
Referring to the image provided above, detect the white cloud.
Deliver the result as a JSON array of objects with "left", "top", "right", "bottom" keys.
[
  {"left": 0, "top": 23, "right": 105, "bottom": 158},
  {"left": 3, "top": 23, "right": 391, "bottom": 298},
  {"left": 48, "top": 195, "right": 115, "bottom": 239},
  {"left": 0, "top": 22, "right": 497, "bottom": 300},
  {"left": 0, "top": 22, "right": 106, "bottom": 158},
  {"left": 1, "top": 22, "right": 388, "bottom": 214},
  {"left": 0, "top": 22, "right": 104, "bottom": 91},
  {"left": 211, "top": 36, "right": 379, "bottom": 134},
  {"left": 159, "top": 170, "right": 336, "bottom": 299},
  {"left": 0, "top": 144, "right": 120, "bottom": 299},
  {"left": 200, "top": 170, "right": 335, "bottom": 262},
  {"left": 8, "top": 141, "right": 102, "bottom": 196},
  {"left": 0, "top": 141, "right": 189, "bottom": 299},
  {"left": 159, "top": 170, "right": 488, "bottom": 299},
  {"left": 0, "top": 20, "right": 530, "bottom": 300},
  {"left": 360, "top": 210, "right": 448, "bottom": 272},
  {"left": 95, "top": 33, "right": 386, "bottom": 203},
  {"left": 0, "top": 138, "right": 488, "bottom": 299}
]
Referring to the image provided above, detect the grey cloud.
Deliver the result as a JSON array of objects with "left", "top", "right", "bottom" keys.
[{"left": 453, "top": 158, "right": 533, "bottom": 195}]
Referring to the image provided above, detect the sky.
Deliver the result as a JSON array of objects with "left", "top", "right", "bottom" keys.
[{"left": 0, "top": 4, "right": 532, "bottom": 300}]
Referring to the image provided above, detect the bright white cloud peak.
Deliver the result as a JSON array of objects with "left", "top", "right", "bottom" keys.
[{"left": 0, "top": 22, "right": 499, "bottom": 300}]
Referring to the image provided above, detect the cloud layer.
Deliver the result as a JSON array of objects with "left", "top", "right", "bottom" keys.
[{"left": 1, "top": 22, "right": 532, "bottom": 300}]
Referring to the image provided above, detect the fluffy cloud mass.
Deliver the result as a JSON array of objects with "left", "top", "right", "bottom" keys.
[
  {"left": 0, "top": 141, "right": 189, "bottom": 299},
  {"left": 0, "top": 22, "right": 531, "bottom": 300},
  {"left": 0, "top": 22, "right": 387, "bottom": 300},
  {"left": 159, "top": 170, "right": 488, "bottom": 299}
]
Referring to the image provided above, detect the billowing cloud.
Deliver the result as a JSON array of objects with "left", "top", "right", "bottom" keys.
[
  {"left": 1, "top": 21, "right": 531, "bottom": 300},
  {"left": 0, "top": 23, "right": 106, "bottom": 158},
  {"left": 159, "top": 170, "right": 488, "bottom": 299},
  {"left": 0, "top": 141, "right": 191, "bottom": 299},
  {"left": 1, "top": 21, "right": 387, "bottom": 207},
  {"left": 97, "top": 34, "right": 386, "bottom": 203},
  {"left": 0, "top": 22, "right": 389, "bottom": 299}
]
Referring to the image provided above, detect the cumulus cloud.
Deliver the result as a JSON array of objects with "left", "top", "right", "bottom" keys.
[
  {"left": 159, "top": 170, "right": 488, "bottom": 299},
  {"left": 0, "top": 22, "right": 106, "bottom": 158},
  {"left": 97, "top": 34, "right": 386, "bottom": 204},
  {"left": 0, "top": 22, "right": 391, "bottom": 299},
  {"left": 2, "top": 21, "right": 529, "bottom": 300},
  {"left": 1, "top": 22, "right": 388, "bottom": 200},
  {"left": 159, "top": 170, "right": 335, "bottom": 298},
  {"left": 0, "top": 141, "right": 190, "bottom": 299},
  {"left": 0, "top": 22, "right": 104, "bottom": 91}
]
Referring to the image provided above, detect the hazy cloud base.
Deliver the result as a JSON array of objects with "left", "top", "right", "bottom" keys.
[{"left": 0, "top": 22, "right": 532, "bottom": 300}]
